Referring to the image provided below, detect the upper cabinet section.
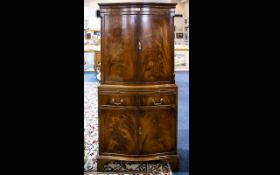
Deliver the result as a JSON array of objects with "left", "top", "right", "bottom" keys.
[{"left": 99, "top": 3, "right": 176, "bottom": 85}]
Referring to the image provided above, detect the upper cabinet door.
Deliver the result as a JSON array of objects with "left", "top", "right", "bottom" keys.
[
  {"left": 138, "top": 15, "right": 174, "bottom": 83},
  {"left": 102, "top": 14, "right": 138, "bottom": 83}
]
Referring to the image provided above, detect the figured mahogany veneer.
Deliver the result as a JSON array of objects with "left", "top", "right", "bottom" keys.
[
  {"left": 100, "top": 3, "right": 176, "bottom": 85},
  {"left": 97, "top": 3, "right": 179, "bottom": 171}
]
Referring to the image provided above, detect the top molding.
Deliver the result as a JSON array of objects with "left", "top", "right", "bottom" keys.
[{"left": 98, "top": 2, "right": 177, "bottom": 8}]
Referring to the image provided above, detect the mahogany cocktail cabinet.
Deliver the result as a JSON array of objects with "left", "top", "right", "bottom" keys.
[{"left": 97, "top": 2, "right": 179, "bottom": 171}]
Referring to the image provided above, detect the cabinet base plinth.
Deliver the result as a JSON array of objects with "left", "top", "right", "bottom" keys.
[{"left": 97, "top": 154, "right": 179, "bottom": 172}]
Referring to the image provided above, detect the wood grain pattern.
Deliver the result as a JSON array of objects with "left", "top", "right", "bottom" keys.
[
  {"left": 98, "top": 85, "right": 177, "bottom": 156},
  {"left": 100, "top": 3, "right": 175, "bottom": 84},
  {"left": 100, "top": 110, "right": 138, "bottom": 155},
  {"left": 139, "top": 109, "right": 176, "bottom": 155},
  {"left": 139, "top": 15, "right": 173, "bottom": 82},
  {"left": 102, "top": 14, "right": 137, "bottom": 82},
  {"left": 97, "top": 2, "right": 179, "bottom": 172}
]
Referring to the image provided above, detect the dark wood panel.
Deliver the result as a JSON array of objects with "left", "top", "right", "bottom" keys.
[
  {"left": 102, "top": 14, "right": 138, "bottom": 83},
  {"left": 101, "top": 11, "right": 174, "bottom": 84},
  {"left": 99, "top": 110, "right": 138, "bottom": 155},
  {"left": 97, "top": 2, "right": 179, "bottom": 171},
  {"left": 138, "top": 109, "right": 176, "bottom": 155},
  {"left": 139, "top": 14, "right": 174, "bottom": 82}
]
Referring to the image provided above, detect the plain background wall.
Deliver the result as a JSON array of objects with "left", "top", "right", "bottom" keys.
[{"left": 84, "top": 0, "right": 101, "bottom": 30}]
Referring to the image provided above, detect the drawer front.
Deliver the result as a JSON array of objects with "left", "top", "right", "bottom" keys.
[
  {"left": 139, "top": 94, "right": 176, "bottom": 106},
  {"left": 100, "top": 94, "right": 137, "bottom": 106}
]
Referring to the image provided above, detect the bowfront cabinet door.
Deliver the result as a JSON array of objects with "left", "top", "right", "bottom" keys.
[
  {"left": 99, "top": 109, "right": 138, "bottom": 155},
  {"left": 102, "top": 14, "right": 138, "bottom": 83},
  {"left": 138, "top": 109, "right": 177, "bottom": 155},
  {"left": 138, "top": 15, "right": 174, "bottom": 83}
]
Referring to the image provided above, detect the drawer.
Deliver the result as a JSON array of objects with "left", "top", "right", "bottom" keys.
[
  {"left": 100, "top": 94, "right": 137, "bottom": 106},
  {"left": 139, "top": 94, "right": 176, "bottom": 106}
]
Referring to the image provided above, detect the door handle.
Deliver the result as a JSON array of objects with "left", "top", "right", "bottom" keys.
[
  {"left": 139, "top": 127, "right": 142, "bottom": 135},
  {"left": 138, "top": 41, "right": 141, "bottom": 50}
]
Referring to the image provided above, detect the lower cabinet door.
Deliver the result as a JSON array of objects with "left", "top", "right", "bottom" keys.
[
  {"left": 99, "top": 109, "right": 138, "bottom": 155},
  {"left": 138, "top": 109, "right": 177, "bottom": 155}
]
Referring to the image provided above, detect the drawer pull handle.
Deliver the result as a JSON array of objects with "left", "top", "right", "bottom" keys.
[
  {"left": 112, "top": 98, "right": 123, "bottom": 105},
  {"left": 139, "top": 127, "right": 142, "bottom": 135},
  {"left": 152, "top": 98, "right": 164, "bottom": 105}
]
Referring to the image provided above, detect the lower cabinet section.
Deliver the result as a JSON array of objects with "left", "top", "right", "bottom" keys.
[
  {"left": 99, "top": 108, "right": 177, "bottom": 156},
  {"left": 98, "top": 84, "right": 179, "bottom": 171}
]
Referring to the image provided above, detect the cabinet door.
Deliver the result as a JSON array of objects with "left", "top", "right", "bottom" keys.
[
  {"left": 102, "top": 15, "right": 138, "bottom": 83},
  {"left": 138, "top": 109, "right": 177, "bottom": 155},
  {"left": 138, "top": 15, "right": 174, "bottom": 83},
  {"left": 99, "top": 109, "right": 138, "bottom": 155}
]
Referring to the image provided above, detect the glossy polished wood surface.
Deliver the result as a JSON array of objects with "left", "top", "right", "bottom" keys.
[
  {"left": 97, "top": 3, "right": 179, "bottom": 171},
  {"left": 100, "top": 110, "right": 138, "bottom": 155},
  {"left": 139, "top": 109, "right": 176, "bottom": 155},
  {"left": 102, "top": 14, "right": 137, "bottom": 82},
  {"left": 98, "top": 85, "right": 178, "bottom": 155},
  {"left": 139, "top": 15, "right": 173, "bottom": 82},
  {"left": 100, "top": 3, "right": 175, "bottom": 84},
  {"left": 99, "top": 108, "right": 176, "bottom": 156}
]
